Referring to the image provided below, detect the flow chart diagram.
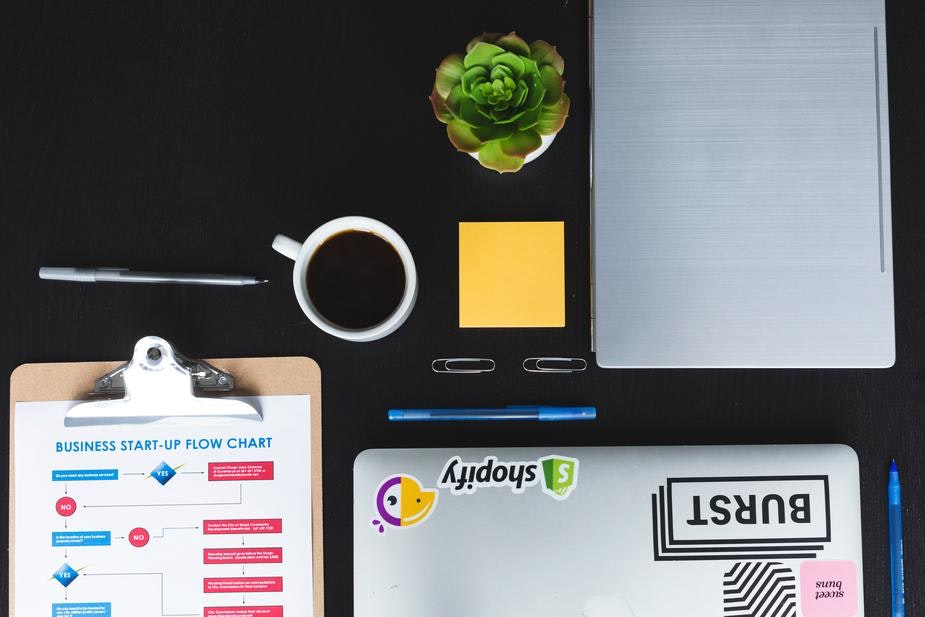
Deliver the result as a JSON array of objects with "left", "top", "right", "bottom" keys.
[{"left": 13, "top": 396, "right": 314, "bottom": 617}]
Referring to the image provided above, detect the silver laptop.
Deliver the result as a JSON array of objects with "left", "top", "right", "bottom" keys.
[
  {"left": 354, "top": 445, "right": 864, "bottom": 617},
  {"left": 591, "top": 0, "right": 894, "bottom": 367}
]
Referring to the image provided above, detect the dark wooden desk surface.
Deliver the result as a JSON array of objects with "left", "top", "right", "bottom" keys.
[{"left": 3, "top": 1, "right": 924, "bottom": 614}]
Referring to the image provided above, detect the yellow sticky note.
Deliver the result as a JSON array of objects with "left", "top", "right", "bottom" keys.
[{"left": 459, "top": 221, "right": 565, "bottom": 328}]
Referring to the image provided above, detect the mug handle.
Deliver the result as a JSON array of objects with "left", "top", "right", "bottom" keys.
[{"left": 272, "top": 234, "right": 302, "bottom": 261}]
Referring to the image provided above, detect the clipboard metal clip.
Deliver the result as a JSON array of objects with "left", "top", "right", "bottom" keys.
[
  {"left": 65, "top": 336, "right": 261, "bottom": 426},
  {"left": 91, "top": 345, "right": 235, "bottom": 395}
]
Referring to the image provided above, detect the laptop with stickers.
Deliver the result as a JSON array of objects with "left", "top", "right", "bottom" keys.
[{"left": 354, "top": 445, "right": 863, "bottom": 617}]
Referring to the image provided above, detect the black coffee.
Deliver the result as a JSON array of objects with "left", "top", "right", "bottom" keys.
[{"left": 306, "top": 230, "right": 406, "bottom": 330}]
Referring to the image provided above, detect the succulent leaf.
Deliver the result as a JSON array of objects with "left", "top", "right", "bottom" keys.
[
  {"left": 489, "top": 107, "right": 509, "bottom": 121},
  {"left": 536, "top": 93, "right": 570, "bottom": 135},
  {"left": 512, "top": 81, "right": 528, "bottom": 108},
  {"left": 521, "top": 56, "right": 540, "bottom": 77},
  {"left": 461, "top": 66, "right": 489, "bottom": 95},
  {"left": 491, "top": 52, "right": 526, "bottom": 80},
  {"left": 464, "top": 43, "right": 505, "bottom": 69},
  {"left": 493, "top": 107, "right": 528, "bottom": 125},
  {"left": 478, "top": 140, "right": 526, "bottom": 173},
  {"left": 495, "top": 32, "right": 531, "bottom": 56},
  {"left": 430, "top": 87, "right": 452, "bottom": 124},
  {"left": 434, "top": 54, "right": 465, "bottom": 98},
  {"left": 538, "top": 64, "right": 564, "bottom": 105},
  {"left": 447, "top": 120, "right": 483, "bottom": 152},
  {"left": 469, "top": 85, "right": 489, "bottom": 105},
  {"left": 500, "top": 129, "right": 542, "bottom": 156},
  {"left": 515, "top": 106, "right": 541, "bottom": 131},
  {"left": 490, "top": 64, "right": 513, "bottom": 81},
  {"left": 529, "top": 40, "right": 565, "bottom": 75},
  {"left": 444, "top": 84, "right": 466, "bottom": 118},
  {"left": 522, "top": 72, "right": 546, "bottom": 111},
  {"left": 471, "top": 123, "right": 515, "bottom": 143},
  {"left": 466, "top": 32, "right": 502, "bottom": 53},
  {"left": 458, "top": 98, "right": 492, "bottom": 128}
]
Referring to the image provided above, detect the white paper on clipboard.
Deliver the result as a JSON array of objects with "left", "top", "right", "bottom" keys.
[{"left": 11, "top": 337, "right": 313, "bottom": 617}]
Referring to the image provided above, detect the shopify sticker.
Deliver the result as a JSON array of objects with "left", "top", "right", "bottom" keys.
[{"left": 437, "top": 454, "right": 579, "bottom": 500}]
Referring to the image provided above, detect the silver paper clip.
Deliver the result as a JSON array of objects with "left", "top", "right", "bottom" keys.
[
  {"left": 431, "top": 358, "right": 496, "bottom": 374},
  {"left": 522, "top": 357, "right": 588, "bottom": 373},
  {"left": 65, "top": 336, "right": 261, "bottom": 426}
]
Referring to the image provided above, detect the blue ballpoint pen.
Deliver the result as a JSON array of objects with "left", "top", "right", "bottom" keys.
[
  {"left": 889, "top": 459, "right": 905, "bottom": 617},
  {"left": 387, "top": 405, "right": 596, "bottom": 422}
]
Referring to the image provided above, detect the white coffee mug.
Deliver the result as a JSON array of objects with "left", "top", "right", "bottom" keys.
[{"left": 272, "top": 216, "right": 417, "bottom": 342}]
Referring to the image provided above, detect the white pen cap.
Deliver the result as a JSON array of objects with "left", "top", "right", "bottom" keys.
[{"left": 39, "top": 267, "right": 98, "bottom": 282}]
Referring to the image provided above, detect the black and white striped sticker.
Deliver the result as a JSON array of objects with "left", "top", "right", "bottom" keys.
[{"left": 723, "top": 561, "right": 797, "bottom": 617}]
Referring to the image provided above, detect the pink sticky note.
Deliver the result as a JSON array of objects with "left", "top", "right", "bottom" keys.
[{"left": 800, "top": 561, "right": 858, "bottom": 617}]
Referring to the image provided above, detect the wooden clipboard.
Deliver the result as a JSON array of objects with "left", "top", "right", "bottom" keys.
[{"left": 8, "top": 355, "right": 324, "bottom": 617}]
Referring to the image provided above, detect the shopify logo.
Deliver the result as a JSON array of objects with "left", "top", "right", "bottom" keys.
[
  {"left": 539, "top": 456, "right": 579, "bottom": 500},
  {"left": 437, "top": 454, "right": 579, "bottom": 500}
]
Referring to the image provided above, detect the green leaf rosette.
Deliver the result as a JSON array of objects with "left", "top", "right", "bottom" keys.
[{"left": 430, "top": 32, "right": 570, "bottom": 173}]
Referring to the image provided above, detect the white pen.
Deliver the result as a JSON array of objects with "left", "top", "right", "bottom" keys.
[{"left": 39, "top": 267, "right": 268, "bottom": 286}]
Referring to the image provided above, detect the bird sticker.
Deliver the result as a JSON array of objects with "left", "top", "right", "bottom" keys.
[{"left": 372, "top": 474, "right": 438, "bottom": 534}]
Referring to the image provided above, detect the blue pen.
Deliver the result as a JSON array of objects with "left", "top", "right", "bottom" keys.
[
  {"left": 889, "top": 459, "right": 905, "bottom": 617},
  {"left": 387, "top": 405, "right": 596, "bottom": 422}
]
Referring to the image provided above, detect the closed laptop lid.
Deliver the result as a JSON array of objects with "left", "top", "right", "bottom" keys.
[
  {"left": 591, "top": 0, "right": 894, "bottom": 367},
  {"left": 354, "top": 445, "right": 863, "bottom": 617}
]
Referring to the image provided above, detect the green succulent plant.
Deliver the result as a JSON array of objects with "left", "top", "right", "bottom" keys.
[{"left": 430, "top": 32, "right": 570, "bottom": 173}]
